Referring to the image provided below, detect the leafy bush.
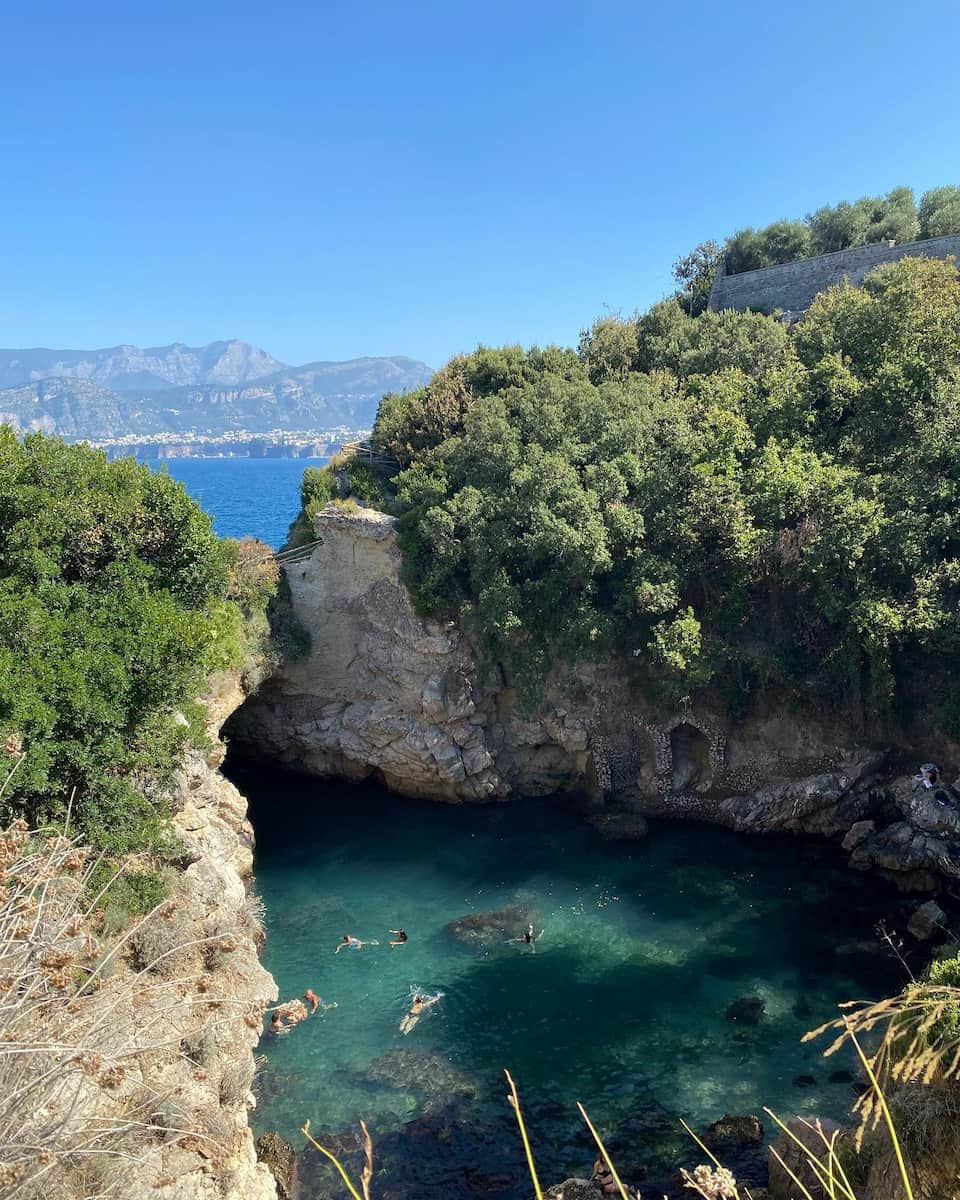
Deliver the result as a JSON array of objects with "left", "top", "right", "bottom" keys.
[
  {"left": 377, "top": 255, "right": 960, "bottom": 722},
  {"left": 0, "top": 432, "right": 250, "bottom": 852},
  {"left": 692, "top": 184, "right": 959, "bottom": 284}
]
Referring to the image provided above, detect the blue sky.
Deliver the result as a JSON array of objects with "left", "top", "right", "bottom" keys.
[{"left": 1, "top": 0, "right": 958, "bottom": 369}]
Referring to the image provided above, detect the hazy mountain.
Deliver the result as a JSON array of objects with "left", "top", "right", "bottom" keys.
[
  {"left": 0, "top": 340, "right": 286, "bottom": 391},
  {"left": 0, "top": 344, "right": 433, "bottom": 439}
]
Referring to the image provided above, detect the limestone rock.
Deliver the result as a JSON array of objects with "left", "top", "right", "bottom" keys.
[
  {"left": 726, "top": 995, "right": 765, "bottom": 1025},
  {"left": 768, "top": 1117, "right": 846, "bottom": 1199},
  {"left": 907, "top": 899, "right": 947, "bottom": 941},
  {"left": 445, "top": 904, "right": 533, "bottom": 945},
  {"left": 841, "top": 820, "right": 875, "bottom": 851},
  {"left": 848, "top": 821, "right": 960, "bottom": 888},
  {"left": 545, "top": 1181, "right": 602, "bottom": 1199},
  {"left": 704, "top": 1113, "right": 764, "bottom": 1148},
  {"left": 256, "top": 1132, "right": 299, "bottom": 1200},
  {"left": 583, "top": 809, "right": 649, "bottom": 840}
]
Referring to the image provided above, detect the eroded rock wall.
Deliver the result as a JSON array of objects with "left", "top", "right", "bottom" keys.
[{"left": 231, "top": 504, "right": 960, "bottom": 891}]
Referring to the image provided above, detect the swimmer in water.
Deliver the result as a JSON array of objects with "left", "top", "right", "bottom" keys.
[
  {"left": 304, "top": 989, "right": 338, "bottom": 1014},
  {"left": 335, "top": 934, "right": 378, "bottom": 953},
  {"left": 509, "top": 924, "right": 544, "bottom": 951},
  {"left": 389, "top": 928, "right": 408, "bottom": 947},
  {"left": 399, "top": 990, "right": 443, "bottom": 1035}
]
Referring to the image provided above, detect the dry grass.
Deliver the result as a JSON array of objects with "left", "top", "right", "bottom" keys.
[{"left": 0, "top": 753, "right": 255, "bottom": 1199}]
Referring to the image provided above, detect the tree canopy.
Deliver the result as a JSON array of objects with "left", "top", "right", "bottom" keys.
[
  {"left": 359, "top": 256, "right": 960, "bottom": 729},
  {"left": 672, "top": 185, "right": 960, "bottom": 311},
  {"left": 0, "top": 432, "right": 259, "bottom": 851}
]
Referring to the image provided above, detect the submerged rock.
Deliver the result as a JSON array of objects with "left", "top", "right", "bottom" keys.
[
  {"left": 726, "top": 995, "right": 765, "bottom": 1025},
  {"left": 583, "top": 809, "right": 649, "bottom": 840},
  {"left": 704, "top": 1113, "right": 764, "bottom": 1148},
  {"left": 445, "top": 904, "right": 533, "bottom": 945},
  {"left": 347, "top": 1047, "right": 479, "bottom": 1106}
]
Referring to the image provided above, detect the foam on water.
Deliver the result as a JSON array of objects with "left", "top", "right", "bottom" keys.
[{"left": 233, "top": 760, "right": 904, "bottom": 1197}]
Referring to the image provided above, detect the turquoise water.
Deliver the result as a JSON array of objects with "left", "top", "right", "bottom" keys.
[
  {"left": 140, "top": 457, "right": 324, "bottom": 547},
  {"left": 234, "top": 760, "right": 905, "bottom": 1199}
]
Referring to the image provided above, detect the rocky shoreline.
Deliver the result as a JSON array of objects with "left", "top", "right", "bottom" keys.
[
  {"left": 228, "top": 504, "right": 960, "bottom": 897},
  {"left": 153, "top": 671, "right": 279, "bottom": 1200}
]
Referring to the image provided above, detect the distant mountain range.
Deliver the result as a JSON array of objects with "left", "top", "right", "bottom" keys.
[{"left": 0, "top": 341, "right": 433, "bottom": 439}]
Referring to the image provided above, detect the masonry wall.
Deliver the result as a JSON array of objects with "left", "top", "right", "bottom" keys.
[{"left": 707, "top": 232, "right": 960, "bottom": 315}]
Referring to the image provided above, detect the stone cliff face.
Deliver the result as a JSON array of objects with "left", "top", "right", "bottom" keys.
[
  {"left": 151, "top": 672, "right": 278, "bottom": 1200},
  {"left": 230, "top": 504, "right": 960, "bottom": 892}
]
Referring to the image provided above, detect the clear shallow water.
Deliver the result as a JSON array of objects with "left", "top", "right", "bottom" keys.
[
  {"left": 139, "top": 457, "right": 324, "bottom": 547},
  {"left": 234, "top": 760, "right": 905, "bottom": 1199}
]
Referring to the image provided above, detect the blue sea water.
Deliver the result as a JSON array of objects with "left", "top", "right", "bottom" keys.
[
  {"left": 140, "top": 457, "right": 325, "bottom": 547},
  {"left": 230, "top": 760, "right": 906, "bottom": 1200},
  {"left": 163, "top": 458, "right": 906, "bottom": 1196}
]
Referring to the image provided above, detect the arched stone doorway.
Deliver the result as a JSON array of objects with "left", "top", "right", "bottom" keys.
[{"left": 669, "top": 722, "right": 711, "bottom": 792}]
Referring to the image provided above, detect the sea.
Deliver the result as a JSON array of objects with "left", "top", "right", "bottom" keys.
[
  {"left": 154, "top": 453, "right": 903, "bottom": 1199},
  {"left": 141, "top": 456, "right": 326, "bottom": 547}
]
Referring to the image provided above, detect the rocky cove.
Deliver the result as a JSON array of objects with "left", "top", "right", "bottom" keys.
[
  {"left": 206, "top": 502, "right": 960, "bottom": 1200},
  {"left": 229, "top": 504, "right": 960, "bottom": 896}
]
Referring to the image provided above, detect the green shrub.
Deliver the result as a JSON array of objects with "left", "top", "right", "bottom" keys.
[
  {"left": 382, "top": 257, "right": 960, "bottom": 722},
  {"left": 0, "top": 432, "right": 249, "bottom": 852}
]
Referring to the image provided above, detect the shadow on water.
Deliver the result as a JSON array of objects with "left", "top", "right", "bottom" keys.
[{"left": 229, "top": 757, "right": 908, "bottom": 1200}]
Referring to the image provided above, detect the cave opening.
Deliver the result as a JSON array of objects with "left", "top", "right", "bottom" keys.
[{"left": 669, "top": 721, "right": 711, "bottom": 792}]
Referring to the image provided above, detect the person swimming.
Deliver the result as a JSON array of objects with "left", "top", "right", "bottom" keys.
[
  {"left": 399, "top": 989, "right": 443, "bottom": 1035},
  {"left": 304, "top": 988, "right": 321, "bottom": 1012},
  {"left": 509, "top": 924, "right": 543, "bottom": 950},
  {"left": 390, "top": 928, "right": 408, "bottom": 947},
  {"left": 269, "top": 998, "right": 308, "bottom": 1032},
  {"left": 335, "top": 934, "right": 378, "bottom": 953}
]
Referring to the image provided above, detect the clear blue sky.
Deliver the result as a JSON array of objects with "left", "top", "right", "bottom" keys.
[{"left": 2, "top": 0, "right": 958, "bottom": 369}]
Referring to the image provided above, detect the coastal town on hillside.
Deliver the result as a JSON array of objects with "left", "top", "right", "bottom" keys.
[{"left": 83, "top": 426, "right": 371, "bottom": 459}]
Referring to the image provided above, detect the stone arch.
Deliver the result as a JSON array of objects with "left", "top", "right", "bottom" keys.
[{"left": 669, "top": 722, "right": 712, "bottom": 792}]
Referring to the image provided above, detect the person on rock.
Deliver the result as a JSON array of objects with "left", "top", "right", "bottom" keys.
[
  {"left": 592, "top": 1157, "right": 619, "bottom": 1195},
  {"left": 389, "top": 928, "right": 408, "bottom": 947}
]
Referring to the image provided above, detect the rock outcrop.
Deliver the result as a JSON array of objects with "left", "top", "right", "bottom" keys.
[
  {"left": 229, "top": 505, "right": 582, "bottom": 801},
  {"left": 230, "top": 504, "right": 960, "bottom": 891},
  {"left": 150, "top": 672, "right": 279, "bottom": 1200}
]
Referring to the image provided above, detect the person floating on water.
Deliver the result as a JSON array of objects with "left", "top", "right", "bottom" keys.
[
  {"left": 509, "top": 923, "right": 544, "bottom": 951},
  {"left": 399, "top": 990, "right": 443, "bottom": 1035},
  {"left": 335, "top": 934, "right": 378, "bottom": 953},
  {"left": 389, "top": 928, "right": 408, "bottom": 947}
]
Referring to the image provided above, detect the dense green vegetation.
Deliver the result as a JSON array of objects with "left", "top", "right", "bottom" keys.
[
  {"left": 356, "top": 255, "right": 960, "bottom": 725},
  {"left": 673, "top": 184, "right": 960, "bottom": 314},
  {"left": 0, "top": 431, "right": 274, "bottom": 853}
]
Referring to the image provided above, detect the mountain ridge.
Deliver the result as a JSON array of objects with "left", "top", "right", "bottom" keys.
[{"left": 0, "top": 341, "right": 433, "bottom": 439}]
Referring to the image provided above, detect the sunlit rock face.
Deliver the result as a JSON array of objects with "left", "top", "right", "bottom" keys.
[{"left": 230, "top": 503, "right": 960, "bottom": 890}]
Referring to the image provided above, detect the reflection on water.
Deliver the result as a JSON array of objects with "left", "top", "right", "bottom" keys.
[{"left": 232, "top": 759, "right": 905, "bottom": 1199}]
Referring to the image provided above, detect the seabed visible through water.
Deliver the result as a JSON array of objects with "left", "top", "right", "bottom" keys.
[{"left": 231, "top": 758, "right": 906, "bottom": 1200}]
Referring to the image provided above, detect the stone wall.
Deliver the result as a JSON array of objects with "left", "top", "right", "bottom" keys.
[{"left": 707, "top": 232, "right": 960, "bottom": 316}]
